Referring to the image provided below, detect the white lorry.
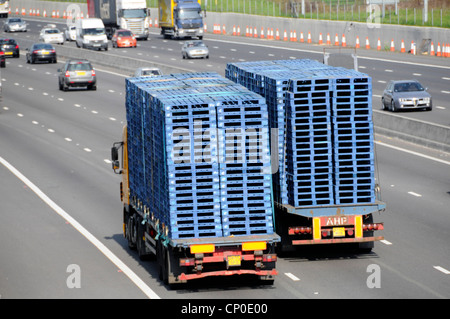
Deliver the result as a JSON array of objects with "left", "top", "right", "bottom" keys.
[{"left": 87, "top": 0, "right": 150, "bottom": 40}]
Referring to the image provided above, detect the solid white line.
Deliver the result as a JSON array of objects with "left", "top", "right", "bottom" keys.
[
  {"left": 433, "top": 266, "right": 450, "bottom": 275},
  {"left": 285, "top": 272, "right": 300, "bottom": 281},
  {"left": 375, "top": 141, "right": 450, "bottom": 166},
  {"left": 0, "top": 156, "right": 160, "bottom": 299},
  {"left": 380, "top": 240, "right": 392, "bottom": 245}
]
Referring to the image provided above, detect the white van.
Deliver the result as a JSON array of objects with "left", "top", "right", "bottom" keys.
[{"left": 75, "top": 18, "right": 108, "bottom": 51}]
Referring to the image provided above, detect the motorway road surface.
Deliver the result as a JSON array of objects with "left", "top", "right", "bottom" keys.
[{"left": 0, "top": 17, "right": 449, "bottom": 300}]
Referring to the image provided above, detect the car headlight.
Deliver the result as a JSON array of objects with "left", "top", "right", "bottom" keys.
[
  {"left": 399, "top": 98, "right": 407, "bottom": 102},
  {"left": 179, "top": 29, "right": 184, "bottom": 34},
  {"left": 423, "top": 97, "right": 430, "bottom": 103},
  {"left": 199, "top": 29, "right": 203, "bottom": 34}
]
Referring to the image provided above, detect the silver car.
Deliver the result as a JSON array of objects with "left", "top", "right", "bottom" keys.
[
  {"left": 181, "top": 40, "right": 209, "bottom": 59},
  {"left": 382, "top": 80, "right": 432, "bottom": 112},
  {"left": 58, "top": 60, "right": 97, "bottom": 91},
  {"left": 4, "top": 17, "right": 27, "bottom": 32}
]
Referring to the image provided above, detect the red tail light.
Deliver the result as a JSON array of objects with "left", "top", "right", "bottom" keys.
[
  {"left": 65, "top": 71, "right": 70, "bottom": 77},
  {"left": 33, "top": 50, "right": 39, "bottom": 54},
  {"left": 15, "top": 45, "right": 19, "bottom": 49},
  {"left": 91, "top": 69, "right": 96, "bottom": 76}
]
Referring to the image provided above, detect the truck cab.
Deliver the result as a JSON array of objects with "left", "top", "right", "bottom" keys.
[{"left": 160, "top": 0, "right": 204, "bottom": 39}]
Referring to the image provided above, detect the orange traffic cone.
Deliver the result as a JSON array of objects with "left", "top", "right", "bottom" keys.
[
  {"left": 342, "top": 34, "right": 346, "bottom": 47},
  {"left": 334, "top": 33, "right": 339, "bottom": 46},
  {"left": 377, "top": 38, "right": 381, "bottom": 51},
  {"left": 411, "top": 41, "right": 416, "bottom": 55},
  {"left": 390, "top": 39, "right": 395, "bottom": 51},
  {"left": 307, "top": 31, "right": 311, "bottom": 44},
  {"left": 275, "top": 29, "right": 280, "bottom": 40},
  {"left": 326, "top": 33, "right": 331, "bottom": 45},
  {"left": 436, "top": 42, "right": 441, "bottom": 56},
  {"left": 355, "top": 36, "right": 360, "bottom": 49},
  {"left": 365, "top": 37, "right": 370, "bottom": 49},
  {"left": 318, "top": 33, "right": 323, "bottom": 45},
  {"left": 430, "top": 41, "right": 435, "bottom": 56},
  {"left": 400, "top": 40, "right": 405, "bottom": 53}
]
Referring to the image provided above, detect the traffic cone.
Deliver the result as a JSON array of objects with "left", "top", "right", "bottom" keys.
[
  {"left": 275, "top": 29, "right": 280, "bottom": 40},
  {"left": 269, "top": 28, "right": 273, "bottom": 40},
  {"left": 237, "top": 26, "right": 240, "bottom": 36},
  {"left": 342, "top": 34, "right": 346, "bottom": 47},
  {"left": 232, "top": 25, "right": 236, "bottom": 36},
  {"left": 36, "top": 9, "right": 40, "bottom": 16},
  {"left": 249, "top": 27, "right": 253, "bottom": 37},
  {"left": 430, "top": 41, "right": 435, "bottom": 56},
  {"left": 254, "top": 27, "right": 257, "bottom": 38},
  {"left": 283, "top": 30, "right": 288, "bottom": 41},
  {"left": 365, "top": 37, "right": 370, "bottom": 49},
  {"left": 245, "top": 26, "right": 249, "bottom": 37},
  {"left": 299, "top": 32, "right": 304, "bottom": 43},
  {"left": 222, "top": 24, "right": 226, "bottom": 35},
  {"left": 436, "top": 42, "right": 441, "bottom": 56},
  {"left": 63, "top": 10, "right": 67, "bottom": 19},
  {"left": 355, "top": 36, "right": 360, "bottom": 49},
  {"left": 15, "top": 7, "right": 18, "bottom": 15},
  {"left": 326, "top": 33, "right": 331, "bottom": 45},
  {"left": 154, "top": 18, "right": 158, "bottom": 27},
  {"left": 390, "top": 39, "right": 395, "bottom": 51},
  {"left": 334, "top": 33, "right": 339, "bottom": 46},
  {"left": 411, "top": 41, "right": 415, "bottom": 55},
  {"left": 377, "top": 38, "right": 381, "bottom": 51},
  {"left": 400, "top": 40, "right": 405, "bottom": 53},
  {"left": 293, "top": 30, "right": 297, "bottom": 42},
  {"left": 318, "top": 33, "right": 323, "bottom": 45},
  {"left": 260, "top": 27, "right": 264, "bottom": 39},
  {"left": 43, "top": 9, "right": 47, "bottom": 17},
  {"left": 307, "top": 31, "right": 311, "bottom": 44}
]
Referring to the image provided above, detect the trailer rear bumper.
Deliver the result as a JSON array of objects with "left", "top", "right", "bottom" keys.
[
  {"left": 179, "top": 269, "right": 278, "bottom": 281},
  {"left": 291, "top": 236, "right": 384, "bottom": 246}
]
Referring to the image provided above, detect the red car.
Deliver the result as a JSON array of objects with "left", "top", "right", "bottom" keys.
[{"left": 111, "top": 29, "right": 137, "bottom": 48}]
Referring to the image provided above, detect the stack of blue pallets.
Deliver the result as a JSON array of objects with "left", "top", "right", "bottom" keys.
[
  {"left": 225, "top": 59, "right": 376, "bottom": 207},
  {"left": 126, "top": 72, "right": 274, "bottom": 239}
]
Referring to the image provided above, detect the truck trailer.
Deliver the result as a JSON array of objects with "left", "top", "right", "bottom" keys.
[
  {"left": 87, "top": 0, "right": 150, "bottom": 40},
  {"left": 111, "top": 72, "right": 279, "bottom": 285},
  {"left": 226, "top": 59, "right": 385, "bottom": 253},
  {"left": 158, "top": 0, "right": 204, "bottom": 39}
]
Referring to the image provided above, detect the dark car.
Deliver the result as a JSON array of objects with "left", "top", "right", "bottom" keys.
[
  {"left": 26, "top": 43, "right": 57, "bottom": 64},
  {"left": 58, "top": 59, "right": 97, "bottom": 91},
  {"left": 0, "top": 38, "right": 20, "bottom": 58},
  {"left": 382, "top": 80, "right": 432, "bottom": 112}
]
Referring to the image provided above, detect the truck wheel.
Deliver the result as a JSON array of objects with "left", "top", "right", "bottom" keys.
[{"left": 125, "top": 214, "right": 137, "bottom": 250}]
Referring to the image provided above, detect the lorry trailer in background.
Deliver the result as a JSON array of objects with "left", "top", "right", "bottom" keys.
[{"left": 87, "top": 0, "right": 150, "bottom": 39}]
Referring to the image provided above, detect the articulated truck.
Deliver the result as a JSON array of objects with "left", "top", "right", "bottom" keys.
[
  {"left": 158, "top": 0, "right": 204, "bottom": 39},
  {"left": 87, "top": 0, "right": 150, "bottom": 39},
  {"left": 111, "top": 73, "right": 279, "bottom": 285},
  {"left": 226, "top": 59, "right": 385, "bottom": 253}
]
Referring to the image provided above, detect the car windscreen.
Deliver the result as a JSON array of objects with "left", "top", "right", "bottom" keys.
[
  {"left": 33, "top": 44, "right": 54, "bottom": 50},
  {"left": 118, "top": 31, "right": 133, "bottom": 37},
  {"left": 0, "top": 39, "right": 17, "bottom": 44},
  {"left": 68, "top": 63, "right": 92, "bottom": 71},
  {"left": 46, "top": 29, "right": 61, "bottom": 34},
  {"left": 84, "top": 28, "right": 105, "bottom": 36},
  {"left": 178, "top": 9, "right": 201, "bottom": 20},
  {"left": 9, "top": 18, "right": 22, "bottom": 23},
  {"left": 394, "top": 82, "right": 424, "bottom": 92},
  {"left": 142, "top": 70, "right": 160, "bottom": 76}
]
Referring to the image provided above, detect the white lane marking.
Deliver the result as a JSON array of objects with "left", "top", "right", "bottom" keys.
[
  {"left": 442, "top": 77, "right": 450, "bottom": 80},
  {"left": 380, "top": 240, "right": 393, "bottom": 245},
  {"left": 408, "top": 191, "right": 422, "bottom": 197},
  {"left": 375, "top": 141, "right": 450, "bottom": 166},
  {"left": 109, "top": 117, "right": 117, "bottom": 121},
  {"left": 65, "top": 137, "right": 72, "bottom": 142},
  {"left": 47, "top": 129, "right": 55, "bottom": 133},
  {"left": 385, "top": 69, "right": 393, "bottom": 72},
  {"left": 373, "top": 94, "right": 382, "bottom": 98},
  {"left": 413, "top": 73, "right": 421, "bottom": 76},
  {"left": 83, "top": 148, "right": 92, "bottom": 152},
  {"left": 378, "top": 80, "right": 386, "bottom": 83},
  {"left": 0, "top": 156, "right": 160, "bottom": 299},
  {"left": 104, "top": 159, "right": 112, "bottom": 164},
  {"left": 441, "top": 91, "right": 450, "bottom": 94},
  {"left": 285, "top": 272, "right": 300, "bottom": 281},
  {"left": 17, "top": 113, "right": 24, "bottom": 117},
  {"left": 433, "top": 266, "right": 450, "bottom": 275}
]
